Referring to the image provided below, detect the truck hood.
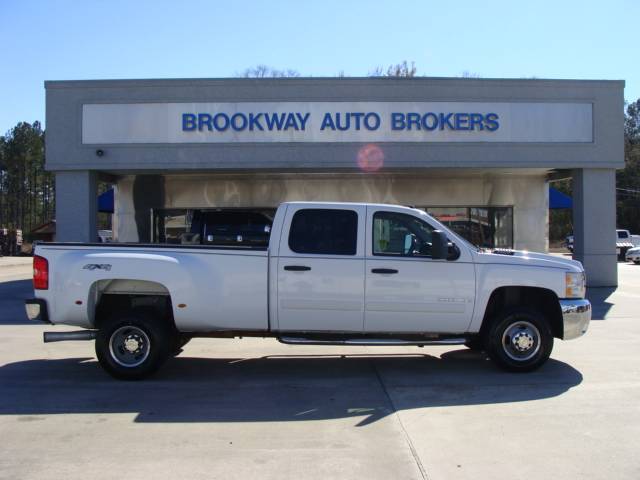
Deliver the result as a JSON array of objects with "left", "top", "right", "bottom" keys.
[{"left": 474, "top": 248, "right": 584, "bottom": 272}]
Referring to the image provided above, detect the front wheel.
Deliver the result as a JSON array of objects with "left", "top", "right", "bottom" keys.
[
  {"left": 485, "top": 308, "right": 553, "bottom": 372},
  {"left": 96, "top": 309, "right": 174, "bottom": 380}
]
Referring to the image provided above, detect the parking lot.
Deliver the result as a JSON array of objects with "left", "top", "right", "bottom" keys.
[{"left": 1, "top": 256, "right": 639, "bottom": 480}]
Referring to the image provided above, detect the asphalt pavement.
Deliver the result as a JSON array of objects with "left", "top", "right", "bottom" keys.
[{"left": 1, "top": 257, "right": 639, "bottom": 479}]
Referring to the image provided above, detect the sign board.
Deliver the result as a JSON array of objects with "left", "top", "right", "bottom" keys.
[{"left": 82, "top": 101, "right": 592, "bottom": 144}]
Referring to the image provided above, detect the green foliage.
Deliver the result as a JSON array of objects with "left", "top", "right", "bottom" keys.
[
  {"left": 617, "top": 99, "right": 640, "bottom": 232},
  {"left": 550, "top": 99, "right": 640, "bottom": 241},
  {"left": 0, "top": 122, "right": 54, "bottom": 233},
  {"left": 625, "top": 100, "right": 640, "bottom": 143}
]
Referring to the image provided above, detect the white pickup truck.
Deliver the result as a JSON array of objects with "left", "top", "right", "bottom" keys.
[
  {"left": 616, "top": 229, "right": 640, "bottom": 260},
  {"left": 564, "top": 230, "right": 640, "bottom": 260},
  {"left": 25, "top": 202, "right": 591, "bottom": 379}
]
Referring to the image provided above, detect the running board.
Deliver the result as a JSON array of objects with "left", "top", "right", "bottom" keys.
[
  {"left": 43, "top": 330, "right": 97, "bottom": 343},
  {"left": 278, "top": 337, "right": 466, "bottom": 346}
]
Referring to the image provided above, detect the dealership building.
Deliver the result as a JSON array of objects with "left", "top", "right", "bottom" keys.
[{"left": 45, "top": 77, "right": 624, "bottom": 286}]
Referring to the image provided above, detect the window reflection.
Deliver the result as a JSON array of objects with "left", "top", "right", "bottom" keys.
[
  {"left": 151, "top": 208, "right": 275, "bottom": 246},
  {"left": 152, "top": 209, "right": 192, "bottom": 244},
  {"left": 423, "top": 206, "right": 513, "bottom": 249}
]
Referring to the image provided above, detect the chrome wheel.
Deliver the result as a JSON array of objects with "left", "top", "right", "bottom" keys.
[
  {"left": 501, "top": 321, "right": 541, "bottom": 362},
  {"left": 108, "top": 326, "right": 151, "bottom": 368}
]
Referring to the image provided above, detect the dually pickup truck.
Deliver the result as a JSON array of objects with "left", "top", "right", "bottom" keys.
[{"left": 25, "top": 202, "right": 591, "bottom": 379}]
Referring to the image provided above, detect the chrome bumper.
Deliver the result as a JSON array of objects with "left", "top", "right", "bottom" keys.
[{"left": 560, "top": 299, "right": 591, "bottom": 340}]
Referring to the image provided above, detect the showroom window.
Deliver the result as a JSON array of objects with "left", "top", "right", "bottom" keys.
[
  {"left": 152, "top": 209, "right": 193, "bottom": 244},
  {"left": 422, "top": 207, "right": 513, "bottom": 249},
  {"left": 151, "top": 208, "right": 275, "bottom": 246}
]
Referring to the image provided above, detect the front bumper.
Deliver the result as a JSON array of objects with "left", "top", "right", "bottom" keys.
[
  {"left": 560, "top": 299, "right": 591, "bottom": 340},
  {"left": 24, "top": 298, "right": 50, "bottom": 324},
  {"left": 626, "top": 252, "right": 640, "bottom": 262}
]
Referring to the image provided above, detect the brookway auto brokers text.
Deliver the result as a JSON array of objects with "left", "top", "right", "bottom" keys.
[{"left": 182, "top": 111, "right": 500, "bottom": 133}]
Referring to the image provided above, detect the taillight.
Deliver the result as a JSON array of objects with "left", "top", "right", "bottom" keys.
[{"left": 33, "top": 255, "right": 49, "bottom": 290}]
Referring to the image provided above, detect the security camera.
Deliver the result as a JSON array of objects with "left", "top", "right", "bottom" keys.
[{"left": 96, "top": 149, "right": 104, "bottom": 157}]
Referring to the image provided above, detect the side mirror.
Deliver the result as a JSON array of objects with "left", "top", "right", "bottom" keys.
[{"left": 431, "top": 230, "right": 448, "bottom": 260}]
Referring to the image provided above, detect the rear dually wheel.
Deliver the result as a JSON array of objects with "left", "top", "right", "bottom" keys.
[{"left": 95, "top": 309, "right": 175, "bottom": 380}]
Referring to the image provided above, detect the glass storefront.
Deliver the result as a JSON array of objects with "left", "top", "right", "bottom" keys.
[
  {"left": 152, "top": 206, "right": 513, "bottom": 249},
  {"left": 423, "top": 206, "right": 513, "bottom": 249},
  {"left": 151, "top": 209, "right": 193, "bottom": 244},
  {"left": 151, "top": 208, "right": 276, "bottom": 245}
]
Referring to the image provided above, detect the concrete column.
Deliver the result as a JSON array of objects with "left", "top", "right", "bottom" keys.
[
  {"left": 572, "top": 168, "right": 617, "bottom": 287},
  {"left": 55, "top": 171, "right": 98, "bottom": 242}
]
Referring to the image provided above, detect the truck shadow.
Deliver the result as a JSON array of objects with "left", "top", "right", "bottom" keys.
[
  {"left": 0, "top": 351, "right": 582, "bottom": 426},
  {"left": 586, "top": 287, "right": 616, "bottom": 320},
  {"left": 0, "top": 279, "right": 34, "bottom": 325}
]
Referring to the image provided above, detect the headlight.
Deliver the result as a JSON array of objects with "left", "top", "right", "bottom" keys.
[{"left": 565, "top": 271, "right": 586, "bottom": 298}]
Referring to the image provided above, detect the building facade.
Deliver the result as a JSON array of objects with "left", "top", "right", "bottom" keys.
[{"left": 45, "top": 77, "right": 624, "bottom": 286}]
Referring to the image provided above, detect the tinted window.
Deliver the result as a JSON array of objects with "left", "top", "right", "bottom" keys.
[
  {"left": 289, "top": 209, "right": 358, "bottom": 255},
  {"left": 373, "top": 211, "right": 434, "bottom": 257}
]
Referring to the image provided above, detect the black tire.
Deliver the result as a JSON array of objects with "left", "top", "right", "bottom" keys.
[
  {"left": 634, "top": 260, "right": 640, "bottom": 265},
  {"left": 464, "top": 336, "right": 485, "bottom": 352},
  {"left": 485, "top": 308, "right": 553, "bottom": 372},
  {"left": 95, "top": 308, "right": 174, "bottom": 380}
]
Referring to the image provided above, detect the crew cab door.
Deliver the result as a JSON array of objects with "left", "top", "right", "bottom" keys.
[
  {"left": 364, "top": 207, "right": 475, "bottom": 333},
  {"left": 276, "top": 205, "right": 365, "bottom": 332}
]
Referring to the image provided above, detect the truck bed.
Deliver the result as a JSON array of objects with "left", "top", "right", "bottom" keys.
[{"left": 34, "top": 242, "right": 269, "bottom": 331}]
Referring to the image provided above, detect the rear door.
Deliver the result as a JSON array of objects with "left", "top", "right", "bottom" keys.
[
  {"left": 364, "top": 206, "right": 475, "bottom": 333},
  {"left": 276, "top": 205, "right": 365, "bottom": 332}
]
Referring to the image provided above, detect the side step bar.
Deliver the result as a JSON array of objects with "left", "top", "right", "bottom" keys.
[
  {"left": 278, "top": 337, "right": 466, "bottom": 347},
  {"left": 44, "top": 331, "right": 97, "bottom": 343}
]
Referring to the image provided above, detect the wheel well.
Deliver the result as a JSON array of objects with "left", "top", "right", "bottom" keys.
[
  {"left": 480, "top": 286, "right": 563, "bottom": 339},
  {"left": 94, "top": 293, "right": 175, "bottom": 330}
]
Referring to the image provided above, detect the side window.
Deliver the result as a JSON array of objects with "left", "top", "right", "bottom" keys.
[
  {"left": 373, "top": 211, "right": 435, "bottom": 257},
  {"left": 289, "top": 209, "right": 358, "bottom": 255}
]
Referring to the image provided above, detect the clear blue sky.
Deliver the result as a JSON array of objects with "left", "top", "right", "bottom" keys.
[{"left": 1, "top": 0, "right": 638, "bottom": 135}]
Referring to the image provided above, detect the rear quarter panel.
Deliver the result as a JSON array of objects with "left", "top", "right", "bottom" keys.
[{"left": 35, "top": 245, "right": 268, "bottom": 331}]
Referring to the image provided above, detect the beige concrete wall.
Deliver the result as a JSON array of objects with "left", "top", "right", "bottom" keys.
[{"left": 114, "top": 172, "right": 548, "bottom": 252}]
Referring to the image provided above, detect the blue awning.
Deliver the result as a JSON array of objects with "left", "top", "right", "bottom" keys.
[
  {"left": 549, "top": 187, "right": 572, "bottom": 209},
  {"left": 98, "top": 188, "right": 114, "bottom": 213}
]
